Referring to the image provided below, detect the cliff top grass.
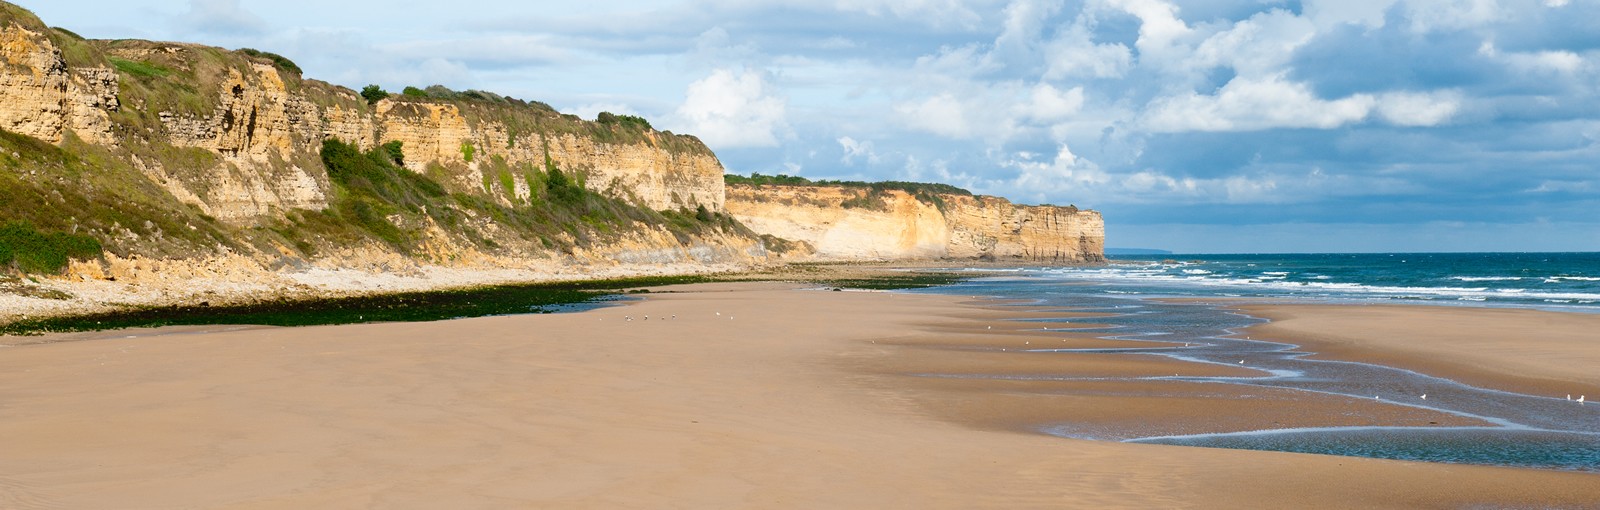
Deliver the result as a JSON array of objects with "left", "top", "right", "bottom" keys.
[
  {"left": 726, "top": 172, "right": 973, "bottom": 212},
  {"left": 388, "top": 84, "right": 714, "bottom": 157},
  {"left": 725, "top": 172, "right": 973, "bottom": 196}
]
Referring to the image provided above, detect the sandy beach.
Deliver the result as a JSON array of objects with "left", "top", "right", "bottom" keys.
[
  {"left": 1237, "top": 304, "right": 1600, "bottom": 399},
  {"left": 2, "top": 282, "right": 1598, "bottom": 508}
]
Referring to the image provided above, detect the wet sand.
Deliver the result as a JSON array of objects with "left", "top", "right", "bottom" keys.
[
  {"left": 1, "top": 283, "right": 1597, "bottom": 508},
  {"left": 1237, "top": 304, "right": 1600, "bottom": 399}
]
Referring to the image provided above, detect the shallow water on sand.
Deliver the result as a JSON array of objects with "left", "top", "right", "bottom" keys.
[{"left": 909, "top": 275, "right": 1600, "bottom": 472}]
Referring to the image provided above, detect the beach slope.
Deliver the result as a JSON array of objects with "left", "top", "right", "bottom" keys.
[{"left": 1, "top": 283, "right": 1596, "bottom": 508}]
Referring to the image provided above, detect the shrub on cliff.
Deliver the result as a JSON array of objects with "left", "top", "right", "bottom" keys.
[
  {"left": 0, "top": 221, "right": 102, "bottom": 274},
  {"left": 597, "top": 112, "right": 653, "bottom": 131},
  {"left": 361, "top": 85, "right": 389, "bottom": 105},
  {"left": 239, "top": 48, "right": 302, "bottom": 76},
  {"left": 320, "top": 139, "right": 451, "bottom": 248}
]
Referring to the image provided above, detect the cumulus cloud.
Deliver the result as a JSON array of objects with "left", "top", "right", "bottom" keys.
[
  {"left": 671, "top": 68, "right": 789, "bottom": 149},
  {"left": 838, "top": 136, "right": 881, "bottom": 165},
  {"left": 1023, "top": 83, "right": 1085, "bottom": 123},
  {"left": 895, "top": 93, "right": 976, "bottom": 139},
  {"left": 1376, "top": 90, "right": 1462, "bottom": 127},
  {"left": 1042, "top": 23, "right": 1133, "bottom": 80},
  {"left": 1142, "top": 75, "right": 1376, "bottom": 132},
  {"left": 1105, "top": 0, "right": 1194, "bottom": 66}
]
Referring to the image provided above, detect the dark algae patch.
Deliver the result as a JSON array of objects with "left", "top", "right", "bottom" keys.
[
  {"left": 0, "top": 269, "right": 975, "bottom": 336},
  {"left": 0, "top": 275, "right": 714, "bottom": 336}
]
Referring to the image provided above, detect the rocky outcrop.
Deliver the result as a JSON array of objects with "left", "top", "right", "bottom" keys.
[
  {"left": 0, "top": 21, "right": 118, "bottom": 145},
  {"left": 726, "top": 184, "right": 1104, "bottom": 263},
  {"left": 0, "top": 0, "right": 1104, "bottom": 298},
  {"left": 0, "top": 1, "right": 754, "bottom": 280}
]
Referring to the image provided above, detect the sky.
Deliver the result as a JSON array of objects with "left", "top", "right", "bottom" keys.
[{"left": 16, "top": 0, "right": 1600, "bottom": 253}]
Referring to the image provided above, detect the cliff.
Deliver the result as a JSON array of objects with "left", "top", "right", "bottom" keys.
[
  {"left": 0, "top": 2, "right": 747, "bottom": 281},
  {"left": 726, "top": 184, "right": 1104, "bottom": 263},
  {"left": 0, "top": 1, "right": 1103, "bottom": 319}
]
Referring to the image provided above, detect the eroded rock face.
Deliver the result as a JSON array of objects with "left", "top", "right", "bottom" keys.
[
  {"left": 726, "top": 185, "right": 1105, "bottom": 262},
  {"left": 0, "top": 14, "right": 728, "bottom": 223},
  {"left": 0, "top": 22, "right": 117, "bottom": 145}
]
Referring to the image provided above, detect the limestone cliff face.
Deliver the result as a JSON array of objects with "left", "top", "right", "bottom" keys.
[
  {"left": 0, "top": 21, "right": 118, "bottom": 145},
  {"left": 375, "top": 101, "right": 724, "bottom": 212},
  {"left": 0, "top": 1, "right": 753, "bottom": 277},
  {"left": 727, "top": 185, "right": 1104, "bottom": 263},
  {"left": 0, "top": 23, "right": 725, "bottom": 222}
]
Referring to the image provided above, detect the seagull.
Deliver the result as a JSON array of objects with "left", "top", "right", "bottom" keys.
[
  {"left": 1421, "top": 394, "right": 1427, "bottom": 400},
  {"left": 1568, "top": 394, "right": 1573, "bottom": 400},
  {"left": 1238, "top": 360, "right": 1245, "bottom": 364},
  {"left": 625, "top": 316, "right": 633, "bottom": 321},
  {"left": 1580, "top": 395, "right": 1587, "bottom": 404},
  {"left": 716, "top": 312, "right": 721, "bottom": 316},
  {"left": 644, "top": 315, "right": 649, "bottom": 320}
]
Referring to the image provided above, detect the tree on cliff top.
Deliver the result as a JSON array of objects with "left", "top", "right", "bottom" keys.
[{"left": 361, "top": 85, "right": 388, "bottom": 105}]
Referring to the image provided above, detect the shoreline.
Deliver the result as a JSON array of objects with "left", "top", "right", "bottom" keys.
[
  {"left": 0, "top": 258, "right": 1095, "bottom": 330},
  {"left": 1233, "top": 303, "right": 1600, "bottom": 399},
  {"left": 1, "top": 281, "right": 1597, "bottom": 507}
]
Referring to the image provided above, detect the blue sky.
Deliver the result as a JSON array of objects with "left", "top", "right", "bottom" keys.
[{"left": 18, "top": 0, "right": 1600, "bottom": 253}]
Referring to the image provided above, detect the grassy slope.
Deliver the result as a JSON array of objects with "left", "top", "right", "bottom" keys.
[{"left": 0, "top": 1, "right": 744, "bottom": 276}]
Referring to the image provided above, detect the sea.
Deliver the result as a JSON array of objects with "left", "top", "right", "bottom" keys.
[{"left": 903, "top": 252, "right": 1600, "bottom": 472}]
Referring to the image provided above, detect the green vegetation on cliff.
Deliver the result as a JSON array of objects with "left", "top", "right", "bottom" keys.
[
  {"left": 724, "top": 173, "right": 972, "bottom": 196},
  {"left": 302, "top": 139, "right": 746, "bottom": 256},
  {"left": 0, "top": 129, "right": 230, "bottom": 268},
  {"left": 0, "top": 220, "right": 101, "bottom": 274},
  {"left": 725, "top": 173, "right": 971, "bottom": 212},
  {"left": 0, "top": 2, "right": 745, "bottom": 277}
]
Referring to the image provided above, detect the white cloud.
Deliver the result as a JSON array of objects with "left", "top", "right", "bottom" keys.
[
  {"left": 1023, "top": 83, "right": 1085, "bottom": 122},
  {"left": 1042, "top": 23, "right": 1133, "bottom": 79},
  {"left": 895, "top": 93, "right": 974, "bottom": 139},
  {"left": 1142, "top": 75, "right": 1376, "bottom": 132},
  {"left": 1192, "top": 9, "right": 1317, "bottom": 77},
  {"left": 837, "top": 136, "right": 881, "bottom": 165},
  {"left": 1376, "top": 90, "right": 1462, "bottom": 126},
  {"left": 671, "top": 68, "right": 789, "bottom": 148},
  {"left": 1002, "top": 144, "right": 1112, "bottom": 196},
  {"left": 1105, "top": 0, "right": 1194, "bottom": 65}
]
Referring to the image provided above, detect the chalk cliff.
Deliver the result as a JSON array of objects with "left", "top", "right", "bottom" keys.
[{"left": 726, "top": 184, "right": 1104, "bottom": 263}]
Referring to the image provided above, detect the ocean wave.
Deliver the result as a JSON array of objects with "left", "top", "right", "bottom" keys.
[
  {"left": 1038, "top": 268, "right": 1600, "bottom": 303},
  {"left": 1449, "top": 276, "right": 1524, "bottom": 282}
]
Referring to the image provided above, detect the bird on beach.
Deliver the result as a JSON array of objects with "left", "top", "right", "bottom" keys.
[
  {"left": 1238, "top": 359, "right": 1245, "bottom": 364},
  {"left": 1421, "top": 394, "right": 1427, "bottom": 400},
  {"left": 1580, "top": 395, "right": 1587, "bottom": 404}
]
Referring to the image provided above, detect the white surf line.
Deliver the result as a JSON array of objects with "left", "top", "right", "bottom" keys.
[{"left": 1120, "top": 424, "right": 1600, "bottom": 444}]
